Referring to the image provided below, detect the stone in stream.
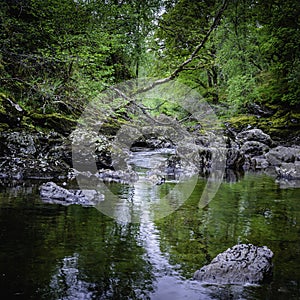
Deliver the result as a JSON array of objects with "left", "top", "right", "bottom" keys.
[
  {"left": 40, "top": 182, "right": 104, "bottom": 206},
  {"left": 193, "top": 244, "right": 274, "bottom": 285},
  {"left": 236, "top": 129, "right": 274, "bottom": 147}
]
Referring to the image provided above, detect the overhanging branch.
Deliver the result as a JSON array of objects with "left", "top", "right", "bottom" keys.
[{"left": 134, "top": 0, "right": 229, "bottom": 95}]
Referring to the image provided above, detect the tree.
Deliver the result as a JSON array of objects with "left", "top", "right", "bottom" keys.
[{"left": 0, "top": 0, "right": 163, "bottom": 115}]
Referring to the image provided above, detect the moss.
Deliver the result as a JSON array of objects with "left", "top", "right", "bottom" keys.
[
  {"left": 261, "top": 111, "right": 300, "bottom": 141},
  {"left": 0, "top": 93, "right": 6, "bottom": 114},
  {"left": 227, "top": 115, "right": 259, "bottom": 131},
  {"left": 227, "top": 110, "right": 300, "bottom": 142},
  {"left": 0, "top": 123, "right": 9, "bottom": 132},
  {"left": 98, "top": 115, "right": 129, "bottom": 136},
  {"left": 30, "top": 113, "right": 77, "bottom": 135}
]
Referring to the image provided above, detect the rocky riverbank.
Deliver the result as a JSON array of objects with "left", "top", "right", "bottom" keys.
[
  {"left": 0, "top": 125, "right": 299, "bottom": 186},
  {"left": 1, "top": 92, "right": 299, "bottom": 185}
]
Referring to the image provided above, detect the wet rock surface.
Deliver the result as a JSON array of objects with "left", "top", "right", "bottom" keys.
[
  {"left": 193, "top": 244, "right": 274, "bottom": 285},
  {"left": 40, "top": 182, "right": 104, "bottom": 206},
  {"left": 0, "top": 131, "right": 71, "bottom": 180},
  {"left": 236, "top": 128, "right": 274, "bottom": 147},
  {"left": 0, "top": 125, "right": 299, "bottom": 184},
  {"left": 225, "top": 127, "right": 300, "bottom": 182}
]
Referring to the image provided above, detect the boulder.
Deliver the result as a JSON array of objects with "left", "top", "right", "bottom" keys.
[
  {"left": 97, "top": 168, "right": 139, "bottom": 184},
  {"left": 40, "top": 182, "right": 104, "bottom": 206},
  {"left": 193, "top": 244, "right": 274, "bottom": 285},
  {"left": 0, "top": 93, "right": 24, "bottom": 127},
  {"left": 266, "top": 146, "right": 300, "bottom": 166},
  {"left": 275, "top": 161, "right": 300, "bottom": 180},
  {"left": 240, "top": 141, "right": 269, "bottom": 157},
  {"left": 0, "top": 131, "right": 71, "bottom": 179},
  {"left": 226, "top": 148, "right": 245, "bottom": 170},
  {"left": 236, "top": 129, "right": 274, "bottom": 146},
  {"left": 251, "top": 156, "right": 269, "bottom": 169},
  {"left": 70, "top": 129, "right": 112, "bottom": 170}
]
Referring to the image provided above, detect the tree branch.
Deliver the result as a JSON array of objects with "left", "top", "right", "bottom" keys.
[{"left": 134, "top": 0, "right": 229, "bottom": 95}]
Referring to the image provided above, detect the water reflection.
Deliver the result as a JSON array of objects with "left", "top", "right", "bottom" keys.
[
  {"left": 91, "top": 148, "right": 199, "bottom": 223},
  {"left": 0, "top": 171, "right": 300, "bottom": 299},
  {"left": 49, "top": 253, "right": 95, "bottom": 300}
]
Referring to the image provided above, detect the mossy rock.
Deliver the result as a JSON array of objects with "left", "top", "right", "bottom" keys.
[
  {"left": 98, "top": 116, "right": 129, "bottom": 136},
  {"left": 0, "top": 123, "right": 9, "bottom": 132},
  {"left": 228, "top": 110, "right": 300, "bottom": 143},
  {"left": 261, "top": 111, "right": 300, "bottom": 142},
  {"left": 227, "top": 115, "right": 259, "bottom": 132},
  {"left": 30, "top": 113, "right": 77, "bottom": 135},
  {"left": 0, "top": 92, "right": 24, "bottom": 127}
]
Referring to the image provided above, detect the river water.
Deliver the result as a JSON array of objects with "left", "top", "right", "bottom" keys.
[{"left": 0, "top": 149, "right": 299, "bottom": 299}]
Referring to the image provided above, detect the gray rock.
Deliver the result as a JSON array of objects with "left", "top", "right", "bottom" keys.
[
  {"left": 236, "top": 129, "right": 274, "bottom": 146},
  {"left": 266, "top": 146, "right": 300, "bottom": 166},
  {"left": 40, "top": 182, "right": 104, "bottom": 206},
  {"left": 251, "top": 156, "right": 269, "bottom": 169},
  {"left": 241, "top": 141, "right": 270, "bottom": 157},
  {"left": 0, "top": 131, "right": 72, "bottom": 179},
  {"left": 226, "top": 148, "right": 245, "bottom": 169},
  {"left": 275, "top": 161, "right": 300, "bottom": 180},
  {"left": 97, "top": 168, "right": 139, "bottom": 184},
  {"left": 193, "top": 244, "right": 274, "bottom": 285}
]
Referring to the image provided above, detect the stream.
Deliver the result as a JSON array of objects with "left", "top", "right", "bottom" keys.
[{"left": 0, "top": 148, "right": 299, "bottom": 299}]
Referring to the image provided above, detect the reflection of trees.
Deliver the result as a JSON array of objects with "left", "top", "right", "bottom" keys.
[
  {"left": 1, "top": 175, "right": 299, "bottom": 299},
  {"left": 155, "top": 174, "right": 300, "bottom": 281},
  {"left": 44, "top": 209, "right": 155, "bottom": 299},
  {"left": 0, "top": 184, "right": 156, "bottom": 299},
  {"left": 49, "top": 253, "right": 94, "bottom": 299}
]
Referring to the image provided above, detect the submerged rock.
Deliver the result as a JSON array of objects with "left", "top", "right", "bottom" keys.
[
  {"left": 40, "top": 182, "right": 104, "bottom": 206},
  {"left": 193, "top": 244, "right": 274, "bottom": 285}
]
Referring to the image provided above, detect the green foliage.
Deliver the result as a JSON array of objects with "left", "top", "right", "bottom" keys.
[
  {"left": 150, "top": 0, "right": 300, "bottom": 113},
  {"left": 225, "top": 74, "right": 260, "bottom": 113},
  {"left": 0, "top": 0, "right": 299, "bottom": 133},
  {"left": 0, "top": 0, "right": 162, "bottom": 122}
]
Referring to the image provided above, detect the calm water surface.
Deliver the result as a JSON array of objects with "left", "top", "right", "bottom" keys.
[{"left": 0, "top": 150, "right": 299, "bottom": 299}]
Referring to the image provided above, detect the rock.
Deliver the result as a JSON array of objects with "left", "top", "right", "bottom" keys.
[
  {"left": 240, "top": 141, "right": 270, "bottom": 157},
  {"left": 193, "top": 244, "right": 274, "bottom": 285},
  {"left": 246, "top": 103, "right": 274, "bottom": 117},
  {"left": 266, "top": 146, "right": 300, "bottom": 166},
  {"left": 0, "top": 131, "right": 71, "bottom": 179},
  {"left": 251, "top": 156, "right": 270, "bottom": 169},
  {"left": 276, "top": 178, "right": 300, "bottom": 189},
  {"left": 0, "top": 93, "right": 24, "bottom": 127},
  {"left": 40, "top": 182, "right": 104, "bottom": 206},
  {"left": 226, "top": 148, "right": 245, "bottom": 170},
  {"left": 30, "top": 113, "right": 77, "bottom": 136},
  {"left": 97, "top": 168, "right": 138, "bottom": 184},
  {"left": 70, "top": 129, "right": 113, "bottom": 170},
  {"left": 236, "top": 129, "right": 274, "bottom": 146},
  {"left": 275, "top": 161, "right": 300, "bottom": 180}
]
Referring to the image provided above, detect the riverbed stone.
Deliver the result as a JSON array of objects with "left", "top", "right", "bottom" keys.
[
  {"left": 0, "top": 131, "right": 71, "bottom": 179},
  {"left": 240, "top": 141, "right": 270, "bottom": 157},
  {"left": 275, "top": 161, "right": 300, "bottom": 180},
  {"left": 193, "top": 244, "right": 274, "bottom": 285},
  {"left": 251, "top": 156, "right": 270, "bottom": 169},
  {"left": 40, "top": 182, "right": 104, "bottom": 206},
  {"left": 265, "top": 146, "right": 300, "bottom": 166},
  {"left": 236, "top": 129, "right": 274, "bottom": 146}
]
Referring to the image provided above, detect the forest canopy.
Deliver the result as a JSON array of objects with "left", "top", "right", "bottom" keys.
[{"left": 0, "top": 0, "right": 299, "bottom": 120}]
